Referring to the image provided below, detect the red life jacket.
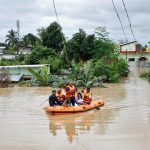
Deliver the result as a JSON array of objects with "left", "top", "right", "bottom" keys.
[{"left": 66, "top": 85, "right": 76, "bottom": 98}]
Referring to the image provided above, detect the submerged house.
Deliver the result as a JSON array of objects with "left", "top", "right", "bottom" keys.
[{"left": 0, "top": 64, "right": 50, "bottom": 82}]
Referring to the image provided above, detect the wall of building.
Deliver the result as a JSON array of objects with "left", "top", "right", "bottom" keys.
[
  {"left": 0, "top": 55, "right": 16, "bottom": 60},
  {"left": 0, "top": 65, "right": 51, "bottom": 80},
  {"left": 121, "top": 43, "right": 136, "bottom": 52}
]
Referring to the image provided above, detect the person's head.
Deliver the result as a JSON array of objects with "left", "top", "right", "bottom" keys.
[
  {"left": 86, "top": 87, "right": 90, "bottom": 93},
  {"left": 57, "top": 89, "right": 61, "bottom": 94},
  {"left": 77, "top": 92, "right": 82, "bottom": 99},
  {"left": 68, "top": 81, "right": 72, "bottom": 86},
  {"left": 52, "top": 90, "right": 56, "bottom": 95}
]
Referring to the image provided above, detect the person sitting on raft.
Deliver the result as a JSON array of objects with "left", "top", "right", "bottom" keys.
[
  {"left": 75, "top": 92, "right": 83, "bottom": 105},
  {"left": 64, "top": 82, "right": 77, "bottom": 106},
  {"left": 83, "top": 87, "right": 92, "bottom": 105},
  {"left": 49, "top": 90, "right": 61, "bottom": 106},
  {"left": 56, "top": 89, "right": 66, "bottom": 105}
]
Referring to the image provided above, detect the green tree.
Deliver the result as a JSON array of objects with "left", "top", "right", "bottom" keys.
[
  {"left": 39, "top": 22, "right": 64, "bottom": 53},
  {"left": 94, "top": 27, "right": 109, "bottom": 41},
  {"left": 93, "top": 27, "right": 117, "bottom": 59},
  {"left": 67, "top": 29, "right": 96, "bottom": 62},
  {"left": 93, "top": 40, "right": 116, "bottom": 60},
  {"left": 25, "top": 44, "right": 57, "bottom": 64},
  {"left": 40, "top": 55, "right": 62, "bottom": 73},
  {"left": 22, "top": 33, "right": 39, "bottom": 48}
]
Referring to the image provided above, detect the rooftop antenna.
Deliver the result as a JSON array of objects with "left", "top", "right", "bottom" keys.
[
  {"left": 16, "top": 20, "right": 20, "bottom": 54},
  {"left": 16, "top": 20, "right": 20, "bottom": 41}
]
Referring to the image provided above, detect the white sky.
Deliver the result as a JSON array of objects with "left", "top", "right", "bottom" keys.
[{"left": 0, "top": 0, "right": 149, "bottom": 45}]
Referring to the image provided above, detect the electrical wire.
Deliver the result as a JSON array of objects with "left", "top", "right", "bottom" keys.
[
  {"left": 52, "top": 0, "right": 60, "bottom": 24},
  {"left": 111, "top": 0, "right": 128, "bottom": 42},
  {"left": 121, "top": 0, "right": 136, "bottom": 41},
  {"left": 51, "top": 0, "right": 70, "bottom": 64}
]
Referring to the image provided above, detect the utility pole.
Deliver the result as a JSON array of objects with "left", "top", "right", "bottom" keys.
[
  {"left": 16, "top": 20, "right": 20, "bottom": 55},
  {"left": 16, "top": 20, "right": 20, "bottom": 41},
  {"left": 126, "top": 49, "right": 128, "bottom": 62}
]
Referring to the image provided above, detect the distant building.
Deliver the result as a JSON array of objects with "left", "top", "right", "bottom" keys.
[
  {"left": 0, "top": 46, "right": 32, "bottom": 60},
  {"left": 146, "top": 47, "right": 150, "bottom": 53},
  {"left": 120, "top": 41, "right": 150, "bottom": 62},
  {"left": 120, "top": 41, "right": 140, "bottom": 54},
  {"left": 18, "top": 47, "right": 32, "bottom": 55},
  {"left": 0, "top": 46, "right": 15, "bottom": 60},
  {"left": 0, "top": 46, "right": 6, "bottom": 55},
  {"left": 0, "top": 64, "right": 50, "bottom": 82},
  {"left": 0, "top": 55, "right": 16, "bottom": 60}
]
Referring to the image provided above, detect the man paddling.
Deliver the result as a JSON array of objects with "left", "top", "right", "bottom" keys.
[{"left": 49, "top": 90, "right": 61, "bottom": 106}]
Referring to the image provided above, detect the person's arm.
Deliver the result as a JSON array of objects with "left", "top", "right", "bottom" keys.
[
  {"left": 49, "top": 95, "right": 53, "bottom": 106},
  {"left": 89, "top": 93, "right": 92, "bottom": 99}
]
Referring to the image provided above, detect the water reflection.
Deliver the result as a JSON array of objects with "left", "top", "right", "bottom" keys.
[
  {"left": 47, "top": 102, "right": 123, "bottom": 143},
  {"left": 46, "top": 80, "right": 127, "bottom": 143},
  {"left": 1, "top": 66, "right": 150, "bottom": 150}
]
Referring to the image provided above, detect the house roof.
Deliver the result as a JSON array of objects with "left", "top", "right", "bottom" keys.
[
  {"left": 120, "top": 41, "right": 138, "bottom": 46},
  {"left": 0, "top": 64, "right": 50, "bottom": 69},
  {"left": 10, "top": 74, "right": 23, "bottom": 82}
]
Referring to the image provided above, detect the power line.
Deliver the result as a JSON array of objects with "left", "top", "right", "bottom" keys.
[
  {"left": 52, "top": 0, "right": 60, "bottom": 24},
  {"left": 111, "top": 0, "right": 128, "bottom": 42},
  {"left": 51, "top": 0, "right": 70, "bottom": 64},
  {"left": 121, "top": 0, "right": 136, "bottom": 41}
]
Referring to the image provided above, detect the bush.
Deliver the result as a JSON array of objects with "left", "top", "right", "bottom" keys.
[
  {"left": 25, "top": 44, "right": 57, "bottom": 64},
  {"left": 40, "top": 56, "right": 62, "bottom": 74},
  {"left": 140, "top": 70, "right": 150, "bottom": 82},
  {"left": 0, "top": 69, "right": 11, "bottom": 88}
]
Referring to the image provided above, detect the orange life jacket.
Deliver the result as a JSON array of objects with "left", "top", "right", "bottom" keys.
[
  {"left": 66, "top": 85, "right": 76, "bottom": 98},
  {"left": 56, "top": 92, "right": 62, "bottom": 97},
  {"left": 83, "top": 92, "right": 92, "bottom": 104}
]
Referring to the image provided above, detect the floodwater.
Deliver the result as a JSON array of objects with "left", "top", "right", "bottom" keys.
[{"left": 0, "top": 66, "right": 150, "bottom": 150}]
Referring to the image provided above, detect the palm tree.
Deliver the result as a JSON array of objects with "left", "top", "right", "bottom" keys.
[{"left": 5, "top": 29, "right": 18, "bottom": 54}]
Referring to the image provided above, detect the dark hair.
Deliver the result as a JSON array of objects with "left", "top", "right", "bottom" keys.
[
  {"left": 87, "top": 87, "right": 90, "bottom": 91},
  {"left": 52, "top": 90, "right": 56, "bottom": 93},
  {"left": 77, "top": 92, "right": 82, "bottom": 98}
]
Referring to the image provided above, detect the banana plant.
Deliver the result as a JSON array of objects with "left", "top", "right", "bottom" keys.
[{"left": 28, "top": 66, "right": 49, "bottom": 86}]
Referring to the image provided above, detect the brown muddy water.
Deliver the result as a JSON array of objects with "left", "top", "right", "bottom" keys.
[{"left": 0, "top": 67, "right": 150, "bottom": 150}]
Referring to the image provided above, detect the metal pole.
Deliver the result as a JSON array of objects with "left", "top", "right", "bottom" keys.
[{"left": 126, "top": 49, "right": 127, "bottom": 62}]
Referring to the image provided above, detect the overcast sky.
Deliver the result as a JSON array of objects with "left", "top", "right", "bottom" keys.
[{"left": 0, "top": 0, "right": 149, "bottom": 45}]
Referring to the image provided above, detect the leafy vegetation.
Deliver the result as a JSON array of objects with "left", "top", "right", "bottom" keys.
[
  {"left": 22, "top": 33, "right": 39, "bottom": 48},
  {"left": 0, "top": 21, "right": 128, "bottom": 87},
  {"left": 140, "top": 70, "right": 150, "bottom": 82},
  {"left": 38, "top": 22, "right": 64, "bottom": 53},
  {"left": 5, "top": 29, "right": 19, "bottom": 54},
  {"left": 28, "top": 66, "right": 49, "bottom": 86}
]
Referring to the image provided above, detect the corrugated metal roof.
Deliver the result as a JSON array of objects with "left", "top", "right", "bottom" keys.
[
  {"left": 0, "top": 64, "right": 50, "bottom": 69},
  {"left": 120, "top": 41, "right": 137, "bottom": 46},
  {"left": 10, "top": 74, "right": 23, "bottom": 82}
]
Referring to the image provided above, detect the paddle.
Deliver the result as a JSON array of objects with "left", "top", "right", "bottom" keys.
[
  {"left": 40, "top": 98, "right": 49, "bottom": 106},
  {"left": 95, "top": 107, "right": 100, "bottom": 110}
]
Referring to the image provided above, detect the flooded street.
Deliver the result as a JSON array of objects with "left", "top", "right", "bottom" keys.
[{"left": 0, "top": 66, "right": 150, "bottom": 150}]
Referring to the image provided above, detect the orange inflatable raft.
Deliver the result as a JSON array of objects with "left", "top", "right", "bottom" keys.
[{"left": 45, "top": 100, "right": 105, "bottom": 114}]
